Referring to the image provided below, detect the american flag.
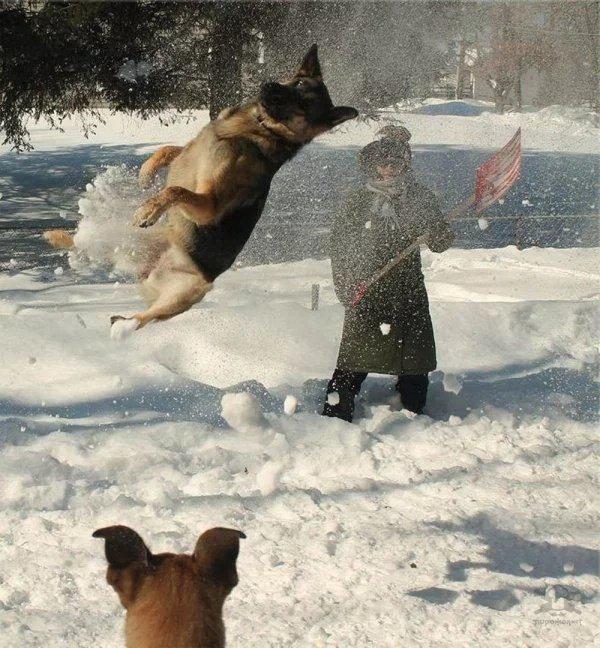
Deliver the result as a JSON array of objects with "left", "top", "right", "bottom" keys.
[{"left": 473, "top": 128, "right": 521, "bottom": 213}]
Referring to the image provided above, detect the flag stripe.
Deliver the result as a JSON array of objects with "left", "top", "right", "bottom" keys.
[
  {"left": 477, "top": 139, "right": 521, "bottom": 179},
  {"left": 484, "top": 146, "right": 521, "bottom": 179},
  {"left": 474, "top": 128, "right": 521, "bottom": 212},
  {"left": 476, "top": 165, "right": 521, "bottom": 211},
  {"left": 485, "top": 159, "right": 521, "bottom": 189}
]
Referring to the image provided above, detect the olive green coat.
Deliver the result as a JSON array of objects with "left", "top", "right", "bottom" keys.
[{"left": 330, "top": 173, "right": 454, "bottom": 375}]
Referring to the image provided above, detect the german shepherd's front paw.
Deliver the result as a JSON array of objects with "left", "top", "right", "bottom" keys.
[{"left": 132, "top": 199, "right": 163, "bottom": 228}]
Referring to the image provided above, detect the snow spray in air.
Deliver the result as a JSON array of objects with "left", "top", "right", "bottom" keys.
[{"left": 69, "top": 165, "right": 160, "bottom": 277}]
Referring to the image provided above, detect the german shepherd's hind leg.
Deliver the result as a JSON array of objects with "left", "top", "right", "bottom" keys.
[
  {"left": 43, "top": 230, "right": 75, "bottom": 249},
  {"left": 139, "top": 145, "right": 183, "bottom": 189},
  {"left": 110, "top": 248, "right": 212, "bottom": 337}
]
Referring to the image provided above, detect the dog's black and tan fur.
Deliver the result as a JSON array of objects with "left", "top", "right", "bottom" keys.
[
  {"left": 45, "top": 45, "right": 357, "bottom": 331},
  {"left": 93, "top": 525, "right": 245, "bottom": 648}
]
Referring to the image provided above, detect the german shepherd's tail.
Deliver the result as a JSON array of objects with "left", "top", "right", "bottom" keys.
[
  {"left": 43, "top": 229, "right": 75, "bottom": 249},
  {"left": 138, "top": 145, "right": 183, "bottom": 188}
]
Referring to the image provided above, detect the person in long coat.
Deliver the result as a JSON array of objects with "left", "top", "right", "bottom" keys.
[{"left": 323, "top": 126, "right": 454, "bottom": 422}]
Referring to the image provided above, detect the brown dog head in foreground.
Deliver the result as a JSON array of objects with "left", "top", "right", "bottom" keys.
[{"left": 93, "top": 525, "right": 245, "bottom": 648}]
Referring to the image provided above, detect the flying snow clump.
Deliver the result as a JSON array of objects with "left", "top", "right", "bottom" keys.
[
  {"left": 327, "top": 391, "right": 340, "bottom": 406},
  {"left": 283, "top": 395, "right": 298, "bottom": 415}
]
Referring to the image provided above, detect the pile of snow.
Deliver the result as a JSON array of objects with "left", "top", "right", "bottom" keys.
[
  {"left": 376, "top": 98, "right": 599, "bottom": 149},
  {"left": 221, "top": 392, "right": 268, "bottom": 433},
  {"left": 0, "top": 245, "right": 598, "bottom": 647},
  {"left": 507, "top": 104, "right": 600, "bottom": 135}
]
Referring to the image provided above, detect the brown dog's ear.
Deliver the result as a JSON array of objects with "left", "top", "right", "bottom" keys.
[
  {"left": 329, "top": 106, "right": 359, "bottom": 127},
  {"left": 194, "top": 527, "right": 246, "bottom": 590},
  {"left": 93, "top": 525, "right": 151, "bottom": 568},
  {"left": 297, "top": 44, "right": 322, "bottom": 79}
]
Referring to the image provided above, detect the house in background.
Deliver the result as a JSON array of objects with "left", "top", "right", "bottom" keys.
[
  {"left": 447, "top": 5, "right": 594, "bottom": 111},
  {"left": 462, "top": 46, "right": 543, "bottom": 107}
]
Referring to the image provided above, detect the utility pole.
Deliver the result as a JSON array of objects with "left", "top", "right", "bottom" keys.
[{"left": 455, "top": 38, "right": 466, "bottom": 99}]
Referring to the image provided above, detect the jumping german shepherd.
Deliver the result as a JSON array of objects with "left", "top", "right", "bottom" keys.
[
  {"left": 45, "top": 45, "right": 357, "bottom": 332},
  {"left": 93, "top": 525, "right": 245, "bottom": 648}
]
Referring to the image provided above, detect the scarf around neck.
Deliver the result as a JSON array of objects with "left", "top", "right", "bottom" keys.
[{"left": 365, "top": 171, "right": 415, "bottom": 227}]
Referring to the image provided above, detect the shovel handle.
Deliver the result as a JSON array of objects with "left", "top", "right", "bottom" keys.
[
  {"left": 351, "top": 281, "right": 368, "bottom": 307},
  {"left": 350, "top": 197, "right": 474, "bottom": 308}
]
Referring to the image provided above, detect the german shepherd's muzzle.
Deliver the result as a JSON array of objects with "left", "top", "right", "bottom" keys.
[{"left": 44, "top": 45, "right": 358, "bottom": 334}]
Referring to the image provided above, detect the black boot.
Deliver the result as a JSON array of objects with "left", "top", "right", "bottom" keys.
[
  {"left": 396, "top": 374, "right": 429, "bottom": 414},
  {"left": 322, "top": 369, "right": 367, "bottom": 422}
]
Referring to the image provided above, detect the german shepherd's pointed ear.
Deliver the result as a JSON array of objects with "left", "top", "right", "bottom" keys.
[
  {"left": 194, "top": 527, "right": 246, "bottom": 590},
  {"left": 93, "top": 525, "right": 151, "bottom": 568},
  {"left": 329, "top": 106, "right": 359, "bottom": 127},
  {"left": 297, "top": 44, "right": 322, "bottom": 79}
]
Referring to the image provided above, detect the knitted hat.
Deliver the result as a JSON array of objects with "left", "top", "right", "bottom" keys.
[{"left": 358, "top": 124, "right": 412, "bottom": 176}]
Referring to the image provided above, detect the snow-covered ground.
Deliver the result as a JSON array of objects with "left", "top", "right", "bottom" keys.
[
  {"left": 1, "top": 247, "right": 598, "bottom": 647},
  {"left": 0, "top": 103, "right": 599, "bottom": 646}
]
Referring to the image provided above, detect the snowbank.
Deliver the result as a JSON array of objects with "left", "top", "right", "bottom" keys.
[
  {"left": 492, "top": 104, "right": 600, "bottom": 137},
  {"left": 0, "top": 246, "right": 598, "bottom": 646},
  {"left": 360, "top": 98, "right": 600, "bottom": 166},
  {"left": 1, "top": 248, "right": 597, "bottom": 402}
]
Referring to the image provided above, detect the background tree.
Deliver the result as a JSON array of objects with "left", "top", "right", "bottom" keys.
[
  {"left": 472, "top": 3, "right": 553, "bottom": 113},
  {"left": 539, "top": 1, "right": 599, "bottom": 113},
  {"left": 0, "top": 1, "right": 205, "bottom": 150},
  {"left": 1, "top": 1, "right": 595, "bottom": 151}
]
